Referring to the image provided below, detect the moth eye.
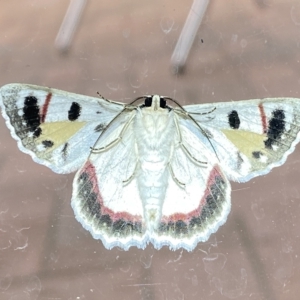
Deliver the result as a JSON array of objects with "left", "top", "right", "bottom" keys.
[
  {"left": 160, "top": 98, "right": 166, "bottom": 108},
  {"left": 144, "top": 97, "right": 152, "bottom": 107},
  {"left": 68, "top": 102, "right": 81, "bottom": 121},
  {"left": 228, "top": 110, "right": 240, "bottom": 129}
]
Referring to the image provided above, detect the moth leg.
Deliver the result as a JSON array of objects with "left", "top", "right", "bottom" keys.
[
  {"left": 174, "top": 105, "right": 216, "bottom": 116},
  {"left": 91, "top": 135, "right": 124, "bottom": 153},
  {"left": 123, "top": 161, "right": 138, "bottom": 186},
  {"left": 174, "top": 116, "right": 207, "bottom": 166},
  {"left": 187, "top": 106, "right": 216, "bottom": 115},
  {"left": 122, "top": 142, "right": 139, "bottom": 186},
  {"left": 168, "top": 164, "right": 185, "bottom": 188},
  {"left": 91, "top": 114, "right": 135, "bottom": 153}
]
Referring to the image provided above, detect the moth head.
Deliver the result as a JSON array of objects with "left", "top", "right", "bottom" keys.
[{"left": 143, "top": 95, "right": 167, "bottom": 111}]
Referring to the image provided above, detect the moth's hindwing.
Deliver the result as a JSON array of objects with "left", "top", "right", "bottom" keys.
[
  {"left": 156, "top": 140, "right": 231, "bottom": 250},
  {"left": 72, "top": 112, "right": 148, "bottom": 249},
  {"left": 0, "top": 83, "right": 123, "bottom": 173}
]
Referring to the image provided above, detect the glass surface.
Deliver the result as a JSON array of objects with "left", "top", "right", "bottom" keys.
[{"left": 1, "top": 0, "right": 300, "bottom": 299}]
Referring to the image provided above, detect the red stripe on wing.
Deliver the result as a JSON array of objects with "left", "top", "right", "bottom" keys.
[
  {"left": 258, "top": 103, "right": 267, "bottom": 134},
  {"left": 82, "top": 161, "right": 142, "bottom": 223},
  {"left": 41, "top": 92, "right": 52, "bottom": 123},
  {"left": 161, "top": 165, "right": 224, "bottom": 223}
]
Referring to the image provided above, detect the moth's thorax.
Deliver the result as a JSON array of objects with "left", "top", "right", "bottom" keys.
[
  {"left": 141, "top": 109, "right": 171, "bottom": 135},
  {"left": 134, "top": 108, "right": 175, "bottom": 159}
]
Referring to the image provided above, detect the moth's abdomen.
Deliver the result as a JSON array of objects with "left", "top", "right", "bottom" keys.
[{"left": 137, "top": 161, "right": 169, "bottom": 231}]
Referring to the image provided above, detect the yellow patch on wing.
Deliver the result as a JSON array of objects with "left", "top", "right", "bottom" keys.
[
  {"left": 222, "top": 129, "right": 267, "bottom": 159},
  {"left": 36, "top": 121, "right": 86, "bottom": 151}
]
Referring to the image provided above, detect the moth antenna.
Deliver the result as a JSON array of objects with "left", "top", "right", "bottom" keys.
[{"left": 97, "top": 91, "right": 127, "bottom": 107}]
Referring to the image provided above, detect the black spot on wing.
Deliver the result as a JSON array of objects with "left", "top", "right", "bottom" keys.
[
  {"left": 264, "top": 109, "right": 285, "bottom": 149},
  {"left": 33, "top": 127, "right": 42, "bottom": 138},
  {"left": 99, "top": 214, "right": 112, "bottom": 227},
  {"left": 94, "top": 123, "right": 106, "bottom": 132},
  {"left": 78, "top": 171, "right": 102, "bottom": 219},
  {"left": 175, "top": 220, "right": 188, "bottom": 234},
  {"left": 252, "top": 151, "right": 262, "bottom": 159},
  {"left": 68, "top": 102, "right": 81, "bottom": 121},
  {"left": 158, "top": 220, "right": 188, "bottom": 235},
  {"left": 42, "top": 140, "right": 54, "bottom": 148},
  {"left": 202, "top": 128, "right": 213, "bottom": 139},
  {"left": 62, "top": 143, "right": 69, "bottom": 158},
  {"left": 236, "top": 152, "right": 244, "bottom": 170},
  {"left": 23, "top": 96, "right": 41, "bottom": 136},
  {"left": 198, "top": 188, "right": 220, "bottom": 219},
  {"left": 189, "top": 175, "right": 225, "bottom": 228},
  {"left": 228, "top": 110, "right": 240, "bottom": 129},
  {"left": 112, "top": 219, "right": 143, "bottom": 235}
]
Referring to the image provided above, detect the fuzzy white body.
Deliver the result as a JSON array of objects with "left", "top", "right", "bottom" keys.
[{"left": 134, "top": 102, "right": 175, "bottom": 231}]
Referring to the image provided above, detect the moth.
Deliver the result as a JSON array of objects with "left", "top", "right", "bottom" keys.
[{"left": 1, "top": 83, "right": 300, "bottom": 251}]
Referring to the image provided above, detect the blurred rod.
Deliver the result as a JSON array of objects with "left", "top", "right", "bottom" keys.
[
  {"left": 171, "top": 0, "right": 210, "bottom": 74},
  {"left": 55, "top": 0, "right": 87, "bottom": 53}
]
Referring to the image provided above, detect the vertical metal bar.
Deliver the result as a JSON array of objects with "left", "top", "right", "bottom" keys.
[
  {"left": 55, "top": 0, "right": 87, "bottom": 52},
  {"left": 171, "top": 0, "right": 210, "bottom": 73}
]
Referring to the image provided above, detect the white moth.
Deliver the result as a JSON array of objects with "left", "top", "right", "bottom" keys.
[{"left": 1, "top": 83, "right": 300, "bottom": 251}]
